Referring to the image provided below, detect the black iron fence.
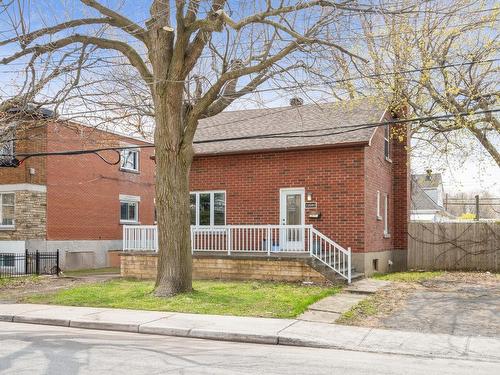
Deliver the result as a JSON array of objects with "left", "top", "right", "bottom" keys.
[{"left": 0, "top": 250, "right": 60, "bottom": 278}]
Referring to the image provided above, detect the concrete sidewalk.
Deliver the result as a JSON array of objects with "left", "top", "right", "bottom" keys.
[{"left": 0, "top": 303, "right": 498, "bottom": 362}]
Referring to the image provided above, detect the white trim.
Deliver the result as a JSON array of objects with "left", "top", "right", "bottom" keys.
[
  {"left": 383, "top": 193, "right": 390, "bottom": 236},
  {"left": 119, "top": 194, "right": 141, "bottom": 202},
  {"left": 376, "top": 190, "right": 382, "bottom": 220},
  {"left": 368, "top": 107, "right": 388, "bottom": 146},
  {"left": 0, "top": 184, "right": 46, "bottom": 192}
]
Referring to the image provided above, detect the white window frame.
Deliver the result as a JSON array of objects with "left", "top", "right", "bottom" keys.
[
  {"left": 376, "top": 191, "right": 382, "bottom": 220},
  {"left": 383, "top": 193, "right": 390, "bottom": 237},
  {"left": 190, "top": 190, "right": 226, "bottom": 226},
  {"left": 384, "top": 125, "right": 391, "bottom": 161},
  {"left": 0, "top": 192, "right": 15, "bottom": 230},
  {"left": 119, "top": 194, "right": 140, "bottom": 224},
  {"left": 0, "top": 137, "right": 14, "bottom": 161},
  {"left": 120, "top": 149, "right": 140, "bottom": 172}
]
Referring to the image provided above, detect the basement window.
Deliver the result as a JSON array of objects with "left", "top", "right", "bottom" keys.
[{"left": 190, "top": 191, "right": 226, "bottom": 226}]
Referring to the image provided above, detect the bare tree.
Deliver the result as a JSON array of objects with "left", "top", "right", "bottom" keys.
[
  {"left": 326, "top": 0, "right": 500, "bottom": 166},
  {"left": 0, "top": 0, "right": 392, "bottom": 296}
]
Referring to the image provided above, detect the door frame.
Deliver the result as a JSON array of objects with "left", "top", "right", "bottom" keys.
[{"left": 279, "top": 188, "right": 305, "bottom": 251}]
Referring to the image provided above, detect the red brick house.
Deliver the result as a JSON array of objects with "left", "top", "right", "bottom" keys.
[
  {"left": 0, "top": 109, "right": 155, "bottom": 269},
  {"left": 123, "top": 99, "right": 409, "bottom": 279}
]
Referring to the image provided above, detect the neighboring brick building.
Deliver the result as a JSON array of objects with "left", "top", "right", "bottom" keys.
[
  {"left": 188, "top": 99, "right": 410, "bottom": 275},
  {"left": 0, "top": 110, "right": 155, "bottom": 269}
]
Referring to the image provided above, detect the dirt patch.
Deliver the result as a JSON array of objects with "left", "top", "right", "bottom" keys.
[
  {"left": 339, "top": 272, "right": 500, "bottom": 337},
  {"left": 0, "top": 273, "right": 119, "bottom": 303}
]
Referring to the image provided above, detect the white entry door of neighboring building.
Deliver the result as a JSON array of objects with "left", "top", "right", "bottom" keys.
[{"left": 279, "top": 188, "right": 305, "bottom": 251}]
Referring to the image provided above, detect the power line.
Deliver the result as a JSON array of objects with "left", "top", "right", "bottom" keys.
[{"left": 4, "top": 108, "right": 498, "bottom": 162}]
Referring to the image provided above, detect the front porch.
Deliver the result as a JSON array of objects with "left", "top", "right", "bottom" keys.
[{"left": 123, "top": 225, "right": 353, "bottom": 283}]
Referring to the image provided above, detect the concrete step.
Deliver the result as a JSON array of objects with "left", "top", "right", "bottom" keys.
[
  {"left": 344, "top": 279, "right": 391, "bottom": 295},
  {"left": 297, "top": 310, "right": 340, "bottom": 323}
]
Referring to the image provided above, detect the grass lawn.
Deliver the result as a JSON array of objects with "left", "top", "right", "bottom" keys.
[
  {"left": 372, "top": 271, "right": 443, "bottom": 282},
  {"left": 24, "top": 279, "right": 340, "bottom": 318}
]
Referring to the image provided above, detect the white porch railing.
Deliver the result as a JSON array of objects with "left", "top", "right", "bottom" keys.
[{"left": 123, "top": 224, "right": 351, "bottom": 282}]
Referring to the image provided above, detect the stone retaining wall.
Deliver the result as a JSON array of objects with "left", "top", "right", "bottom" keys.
[{"left": 120, "top": 252, "right": 328, "bottom": 283}]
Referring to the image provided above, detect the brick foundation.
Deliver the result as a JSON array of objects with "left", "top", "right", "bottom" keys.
[{"left": 120, "top": 252, "right": 328, "bottom": 283}]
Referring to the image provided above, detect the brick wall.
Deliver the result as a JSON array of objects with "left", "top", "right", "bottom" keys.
[
  {"left": 363, "top": 124, "right": 394, "bottom": 253},
  {"left": 0, "top": 190, "right": 46, "bottom": 240},
  {"left": 121, "top": 253, "right": 328, "bottom": 283},
  {"left": 46, "top": 122, "right": 156, "bottom": 240},
  {"left": 190, "top": 145, "right": 366, "bottom": 252},
  {"left": 0, "top": 121, "right": 47, "bottom": 185}
]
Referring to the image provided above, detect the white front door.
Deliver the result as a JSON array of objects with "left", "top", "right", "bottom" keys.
[{"left": 279, "top": 188, "right": 305, "bottom": 251}]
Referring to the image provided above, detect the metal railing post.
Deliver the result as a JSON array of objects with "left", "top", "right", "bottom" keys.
[
  {"left": 35, "top": 250, "right": 40, "bottom": 275},
  {"left": 56, "top": 249, "right": 60, "bottom": 276},
  {"left": 25, "top": 249, "right": 28, "bottom": 275},
  {"left": 309, "top": 227, "right": 314, "bottom": 256},
  {"left": 227, "top": 227, "right": 232, "bottom": 255},
  {"left": 347, "top": 247, "right": 352, "bottom": 283},
  {"left": 267, "top": 226, "right": 271, "bottom": 256}
]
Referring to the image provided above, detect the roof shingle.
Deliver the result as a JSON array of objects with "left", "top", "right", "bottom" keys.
[{"left": 194, "top": 99, "right": 387, "bottom": 155}]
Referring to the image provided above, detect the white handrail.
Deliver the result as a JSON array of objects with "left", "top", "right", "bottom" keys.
[
  {"left": 122, "top": 224, "right": 351, "bottom": 283},
  {"left": 309, "top": 227, "right": 351, "bottom": 283}
]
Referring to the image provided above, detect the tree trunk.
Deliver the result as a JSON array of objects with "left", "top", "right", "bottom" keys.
[{"left": 153, "top": 92, "right": 194, "bottom": 297}]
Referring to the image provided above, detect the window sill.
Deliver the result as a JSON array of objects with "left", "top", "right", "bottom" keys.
[
  {"left": 385, "top": 156, "right": 393, "bottom": 163},
  {"left": 120, "top": 221, "right": 140, "bottom": 225},
  {"left": 120, "top": 168, "right": 140, "bottom": 174},
  {"left": 0, "top": 226, "right": 15, "bottom": 231},
  {"left": 383, "top": 233, "right": 391, "bottom": 239}
]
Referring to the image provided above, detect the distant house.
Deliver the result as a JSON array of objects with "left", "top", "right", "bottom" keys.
[
  {"left": 124, "top": 99, "right": 411, "bottom": 279},
  {"left": 0, "top": 108, "right": 155, "bottom": 270},
  {"left": 411, "top": 173, "right": 454, "bottom": 222}
]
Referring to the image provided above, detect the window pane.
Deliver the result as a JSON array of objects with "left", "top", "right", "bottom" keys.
[
  {"left": 199, "top": 193, "right": 211, "bottom": 225},
  {"left": 214, "top": 193, "right": 225, "bottom": 225},
  {"left": 129, "top": 203, "right": 137, "bottom": 221},
  {"left": 190, "top": 194, "right": 196, "bottom": 225},
  {"left": 2, "top": 206, "right": 14, "bottom": 225},
  {"left": 122, "top": 150, "right": 138, "bottom": 170},
  {"left": 120, "top": 202, "right": 128, "bottom": 220},
  {"left": 2, "top": 193, "right": 14, "bottom": 206}
]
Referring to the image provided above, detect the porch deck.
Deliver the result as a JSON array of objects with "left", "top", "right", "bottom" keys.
[{"left": 123, "top": 225, "right": 352, "bottom": 282}]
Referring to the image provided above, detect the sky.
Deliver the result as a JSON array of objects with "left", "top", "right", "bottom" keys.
[{"left": 0, "top": 0, "right": 498, "bottom": 196}]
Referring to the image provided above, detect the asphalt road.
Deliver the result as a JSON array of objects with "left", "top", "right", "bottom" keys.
[{"left": 0, "top": 322, "right": 498, "bottom": 375}]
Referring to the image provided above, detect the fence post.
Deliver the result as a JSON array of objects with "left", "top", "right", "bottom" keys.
[
  {"left": 35, "top": 250, "right": 40, "bottom": 275},
  {"left": 25, "top": 249, "right": 28, "bottom": 275},
  {"left": 56, "top": 249, "right": 60, "bottom": 276},
  {"left": 347, "top": 247, "right": 352, "bottom": 284}
]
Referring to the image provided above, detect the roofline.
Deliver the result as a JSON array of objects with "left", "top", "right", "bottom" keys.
[
  {"left": 194, "top": 140, "right": 369, "bottom": 158},
  {"left": 49, "top": 119, "right": 153, "bottom": 146},
  {"left": 368, "top": 106, "right": 389, "bottom": 147}
]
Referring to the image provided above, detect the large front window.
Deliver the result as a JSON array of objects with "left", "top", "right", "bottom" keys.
[
  {"left": 190, "top": 191, "right": 226, "bottom": 226},
  {"left": 0, "top": 193, "right": 15, "bottom": 228}
]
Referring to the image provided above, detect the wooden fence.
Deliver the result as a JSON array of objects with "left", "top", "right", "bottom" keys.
[{"left": 408, "top": 222, "right": 499, "bottom": 271}]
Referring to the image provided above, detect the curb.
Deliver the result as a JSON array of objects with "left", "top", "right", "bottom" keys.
[{"left": 2, "top": 313, "right": 499, "bottom": 363}]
